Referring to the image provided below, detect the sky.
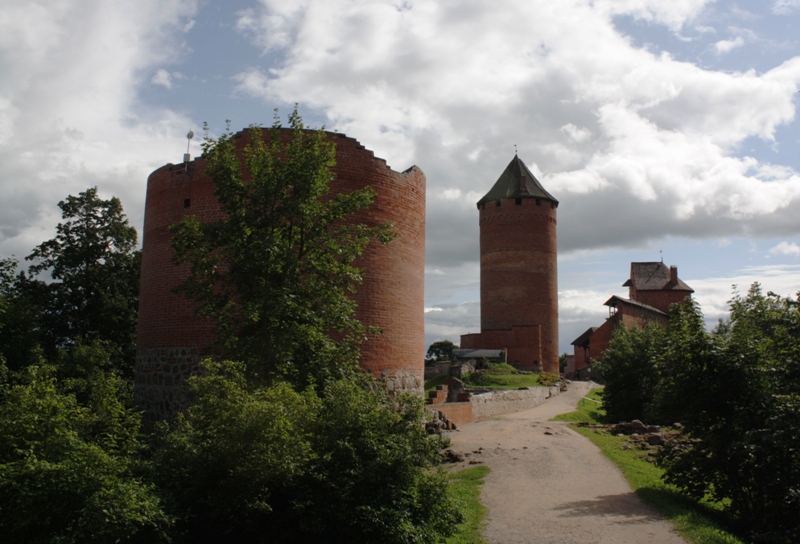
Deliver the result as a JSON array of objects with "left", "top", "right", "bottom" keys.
[{"left": 1, "top": 0, "right": 799, "bottom": 356}]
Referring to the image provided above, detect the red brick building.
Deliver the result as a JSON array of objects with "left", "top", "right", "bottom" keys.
[
  {"left": 134, "top": 128, "right": 426, "bottom": 420},
  {"left": 460, "top": 155, "right": 559, "bottom": 374},
  {"left": 570, "top": 262, "right": 693, "bottom": 378}
]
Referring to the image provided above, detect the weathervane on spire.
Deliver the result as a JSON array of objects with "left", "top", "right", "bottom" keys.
[{"left": 514, "top": 144, "right": 518, "bottom": 156}]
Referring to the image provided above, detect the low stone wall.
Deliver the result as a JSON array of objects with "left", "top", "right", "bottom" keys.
[{"left": 470, "top": 386, "right": 560, "bottom": 419}]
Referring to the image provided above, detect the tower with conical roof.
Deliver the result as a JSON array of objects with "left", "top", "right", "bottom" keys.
[{"left": 460, "top": 155, "right": 559, "bottom": 374}]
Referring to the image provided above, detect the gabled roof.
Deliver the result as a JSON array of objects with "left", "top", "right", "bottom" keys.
[
  {"left": 571, "top": 327, "right": 599, "bottom": 346},
  {"left": 623, "top": 262, "right": 693, "bottom": 292},
  {"left": 477, "top": 155, "right": 558, "bottom": 207},
  {"left": 604, "top": 295, "right": 668, "bottom": 316}
]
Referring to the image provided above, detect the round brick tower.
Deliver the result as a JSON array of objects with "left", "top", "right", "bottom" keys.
[
  {"left": 461, "top": 155, "right": 559, "bottom": 373},
  {"left": 134, "top": 129, "right": 426, "bottom": 420}
]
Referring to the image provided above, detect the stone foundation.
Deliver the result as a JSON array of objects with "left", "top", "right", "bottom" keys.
[
  {"left": 134, "top": 347, "right": 204, "bottom": 422},
  {"left": 381, "top": 368, "right": 424, "bottom": 397}
]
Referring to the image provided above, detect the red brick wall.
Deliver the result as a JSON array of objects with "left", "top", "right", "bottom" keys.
[
  {"left": 478, "top": 198, "right": 558, "bottom": 373},
  {"left": 633, "top": 290, "right": 688, "bottom": 314},
  {"left": 434, "top": 402, "right": 474, "bottom": 427},
  {"left": 135, "top": 129, "right": 425, "bottom": 416}
]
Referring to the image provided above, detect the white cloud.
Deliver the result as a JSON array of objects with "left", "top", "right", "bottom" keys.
[
  {"left": 714, "top": 36, "right": 745, "bottom": 54},
  {"left": 768, "top": 241, "right": 800, "bottom": 256},
  {"left": 151, "top": 68, "right": 184, "bottom": 89},
  {"left": 773, "top": 0, "right": 800, "bottom": 15},
  {"left": 231, "top": 0, "right": 800, "bottom": 269},
  {"left": 0, "top": 0, "right": 198, "bottom": 257}
]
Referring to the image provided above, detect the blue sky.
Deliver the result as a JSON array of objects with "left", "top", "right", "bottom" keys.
[{"left": 1, "top": 0, "right": 799, "bottom": 355}]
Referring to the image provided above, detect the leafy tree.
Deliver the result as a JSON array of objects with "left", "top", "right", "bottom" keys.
[
  {"left": 0, "top": 360, "right": 169, "bottom": 543},
  {"left": 658, "top": 287, "right": 800, "bottom": 542},
  {"left": 154, "top": 361, "right": 459, "bottom": 544},
  {"left": 426, "top": 339, "right": 457, "bottom": 362},
  {"left": 0, "top": 258, "right": 43, "bottom": 371},
  {"left": 171, "top": 110, "right": 392, "bottom": 387},
  {"left": 23, "top": 188, "right": 141, "bottom": 376},
  {"left": 593, "top": 323, "right": 666, "bottom": 422}
]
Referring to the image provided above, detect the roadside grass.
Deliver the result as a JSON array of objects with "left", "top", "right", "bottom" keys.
[
  {"left": 445, "top": 466, "right": 490, "bottom": 544},
  {"left": 551, "top": 387, "right": 744, "bottom": 544},
  {"left": 550, "top": 388, "right": 605, "bottom": 422}
]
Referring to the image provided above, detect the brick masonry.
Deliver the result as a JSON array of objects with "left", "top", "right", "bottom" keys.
[
  {"left": 461, "top": 196, "right": 559, "bottom": 373},
  {"left": 135, "top": 129, "right": 426, "bottom": 420}
]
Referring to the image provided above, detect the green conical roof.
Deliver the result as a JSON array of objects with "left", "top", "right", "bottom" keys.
[{"left": 477, "top": 155, "right": 558, "bottom": 207}]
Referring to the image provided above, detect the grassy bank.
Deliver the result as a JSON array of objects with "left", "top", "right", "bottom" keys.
[
  {"left": 445, "top": 466, "right": 490, "bottom": 544},
  {"left": 425, "top": 363, "right": 558, "bottom": 393},
  {"left": 552, "top": 388, "right": 744, "bottom": 544}
]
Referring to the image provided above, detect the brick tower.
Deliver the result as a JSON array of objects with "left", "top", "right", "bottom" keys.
[
  {"left": 460, "top": 155, "right": 559, "bottom": 373},
  {"left": 134, "top": 128, "right": 426, "bottom": 420}
]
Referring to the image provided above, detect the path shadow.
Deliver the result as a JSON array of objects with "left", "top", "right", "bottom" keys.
[{"left": 553, "top": 492, "right": 663, "bottom": 525}]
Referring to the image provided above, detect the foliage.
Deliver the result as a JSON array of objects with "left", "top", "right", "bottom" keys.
[
  {"left": 597, "top": 287, "right": 800, "bottom": 542},
  {"left": 21, "top": 188, "right": 141, "bottom": 376},
  {"left": 444, "top": 466, "right": 490, "bottom": 544},
  {"left": 593, "top": 323, "right": 666, "bottom": 423},
  {"left": 559, "top": 352, "right": 569, "bottom": 372},
  {"left": 0, "top": 361, "right": 169, "bottom": 543},
  {"left": 537, "top": 371, "right": 560, "bottom": 387},
  {"left": 171, "top": 110, "right": 393, "bottom": 388},
  {"left": 426, "top": 340, "right": 458, "bottom": 362},
  {"left": 0, "top": 258, "right": 45, "bottom": 370},
  {"left": 154, "top": 360, "right": 461, "bottom": 544},
  {"left": 657, "top": 287, "right": 800, "bottom": 543}
]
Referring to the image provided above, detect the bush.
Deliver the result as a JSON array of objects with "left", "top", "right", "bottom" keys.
[
  {"left": 154, "top": 360, "right": 461, "bottom": 544},
  {"left": 537, "top": 371, "right": 560, "bottom": 387},
  {"left": 0, "top": 364, "right": 169, "bottom": 543}
]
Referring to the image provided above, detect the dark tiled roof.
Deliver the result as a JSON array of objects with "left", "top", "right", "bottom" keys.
[
  {"left": 571, "top": 327, "right": 599, "bottom": 346},
  {"left": 603, "top": 295, "right": 668, "bottom": 316},
  {"left": 624, "top": 262, "right": 693, "bottom": 292},
  {"left": 477, "top": 155, "right": 558, "bottom": 207}
]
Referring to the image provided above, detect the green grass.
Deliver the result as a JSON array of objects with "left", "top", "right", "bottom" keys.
[
  {"left": 425, "top": 364, "right": 556, "bottom": 393},
  {"left": 552, "top": 388, "right": 744, "bottom": 544},
  {"left": 550, "top": 388, "right": 606, "bottom": 423},
  {"left": 464, "top": 373, "right": 546, "bottom": 389},
  {"left": 445, "top": 466, "right": 490, "bottom": 544},
  {"left": 424, "top": 373, "right": 449, "bottom": 393}
]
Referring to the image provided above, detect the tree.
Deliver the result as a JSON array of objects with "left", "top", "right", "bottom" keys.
[
  {"left": 426, "top": 340, "right": 457, "bottom": 362},
  {"left": 0, "top": 258, "right": 43, "bottom": 370},
  {"left": 23, "top": 188, "right": 141, "bottom": 376},
  {"left": 171, "top": 110, "right": 392, "bottom": 387},
  {"left": 657, "top": 287, "right": 800, "bottom": 542},
  {"left": 593, "top": 323, "right": 666, "bottom": 423}
]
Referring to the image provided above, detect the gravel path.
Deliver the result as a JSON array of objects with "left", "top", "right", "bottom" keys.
[{"left": 447, "top": 382, "right": 687, "bottom": 544}]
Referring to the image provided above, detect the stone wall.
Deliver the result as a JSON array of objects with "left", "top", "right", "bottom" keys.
[
  {"left": 134, "top": 347, "right": 203, "bottom": 423},
  {"left": 470, "top": 386, "right": 561, "bottom": 419}
]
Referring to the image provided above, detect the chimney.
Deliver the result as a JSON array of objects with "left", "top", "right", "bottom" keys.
[{"left": 669, "top": 265, "right": 678, "bottom": 286}]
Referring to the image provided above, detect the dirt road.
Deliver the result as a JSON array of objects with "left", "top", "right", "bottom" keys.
[{"left": 448, "top": 382, "right": 687, "bottom": 543}]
